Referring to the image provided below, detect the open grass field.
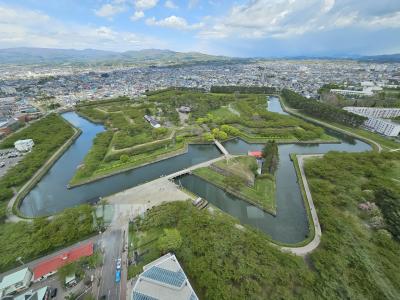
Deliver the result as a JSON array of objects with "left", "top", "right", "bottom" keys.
[{"left": 193, "top": 156, "right": 276, "bottom": 213}]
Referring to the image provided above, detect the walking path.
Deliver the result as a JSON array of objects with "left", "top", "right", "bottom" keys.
[
  {"left": 281, "top": 154, "right": 323, "bottom": 256},
  {"left": 214, "top": 139, "right": 230, "bottom": 156}
]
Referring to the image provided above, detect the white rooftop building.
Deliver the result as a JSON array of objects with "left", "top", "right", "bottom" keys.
[
  {"left": 330, "top": 89, "right": 373, "bottom": 97},
  {"left": 0, "top": 268, "right": 33, "bottom": 297},
  {"left": 132, "top": 253, "right": 198, "bottom": 300},
  {"left": 14, "top": 139, "right": 34, "bottom": 152}
]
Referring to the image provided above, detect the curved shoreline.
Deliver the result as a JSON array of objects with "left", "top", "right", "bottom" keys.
[
  {"left": 9, "top": 118, "right": 82, "bottom": 220},
  {"left": 11, "top": 97, "right": 383, "bottom": 255},
  {"left": 68, "top": 143, "right": 190, "bottom": 188}
]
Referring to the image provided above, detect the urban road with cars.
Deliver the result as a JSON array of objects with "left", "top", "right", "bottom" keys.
[{"left": 96, "top": 209, "right": 129, "bottom": 300}]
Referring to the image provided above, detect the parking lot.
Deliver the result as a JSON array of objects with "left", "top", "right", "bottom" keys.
[{"left": 0, "top": 148, "right": 25, "bottom": 178}]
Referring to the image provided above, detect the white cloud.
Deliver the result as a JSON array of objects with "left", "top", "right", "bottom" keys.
[
  {"left": 131, "top": 10, "right": 145, "bottom": 21},
  {"left": 95, "top": 3, "right": 127, "bottom": 18},
  {"left": 135, "top": 0, "right": 158, "bottom": 10},
  {"left": 0, "top": 4, "right": 164, "bottom": 51},
  {"left": 198, "top": 0, "right": 400, "bottom": 40},
  {"left": 165, "top": 0, "right": 178, "bottom": 9},
  {"left": 146, "top": 15, "right": 203, "bottom": 30}
]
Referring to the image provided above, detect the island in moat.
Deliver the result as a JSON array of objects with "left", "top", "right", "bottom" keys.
[{"left": 1, "top": 87, "right": 399, "bottom": 300}]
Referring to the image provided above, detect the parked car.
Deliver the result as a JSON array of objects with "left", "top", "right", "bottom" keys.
[
  {"left": 50, "top": 288, "right": 57, "bottom": 298},
  {"left": 116, "top": 258, "right": 122, "bottom": 270},
  {"left": 115, "top": 269, "right": 121, "bottom": 283},
  {"left": 0, "top": 161, "right": 5, "bottom": 168}
]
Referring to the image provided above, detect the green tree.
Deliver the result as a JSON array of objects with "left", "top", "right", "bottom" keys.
[
  {"left": 203, "top": 133, "right": 214, "bottom": 142},
  {"left": 262, "top": 141, "right": 279, "bottom": 174},
  {"left": 157, "top": 228, "right": 182, "bottom": 254}
]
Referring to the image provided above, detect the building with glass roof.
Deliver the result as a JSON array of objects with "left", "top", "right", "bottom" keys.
[{"left": 132, "top": 253, "right": 198, "bottom": 300}]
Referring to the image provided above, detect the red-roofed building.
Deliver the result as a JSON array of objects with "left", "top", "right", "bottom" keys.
[
  {"left": 33, "top": 242, "right": 93, "bottom": 281},
  {"left": 248, "top": 151, "right": 263, "bottom": 158}
]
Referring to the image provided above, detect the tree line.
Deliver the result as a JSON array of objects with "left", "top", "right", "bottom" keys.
[
  {"left": 262, "top": 141, "right": 279, "bottom": 174},
  {"left": 281, "top": 89, "right": 367, "bottom": 127},
  {"left": 210, "top": 85, "right": 277, "bottom": 94}
]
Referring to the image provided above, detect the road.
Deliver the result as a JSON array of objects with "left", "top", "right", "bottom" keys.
[{"left": 97, "top": 229, "right": 123, "bottom": 300}]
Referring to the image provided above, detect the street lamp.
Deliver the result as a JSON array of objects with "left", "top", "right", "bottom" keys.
[{"left": 16, "top": 257, "right": 24, "bottom": 266}]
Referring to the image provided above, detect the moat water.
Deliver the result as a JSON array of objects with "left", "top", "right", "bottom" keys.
[{"left": 19, "top": 97, "right": 371, "bottom": 244}]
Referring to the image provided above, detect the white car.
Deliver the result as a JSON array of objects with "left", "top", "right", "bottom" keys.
[{"left": 116, "top": 258, "right": 122, "bottom": 270}]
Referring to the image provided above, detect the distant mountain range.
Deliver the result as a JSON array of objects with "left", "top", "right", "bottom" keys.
[
  {"left": 358, "top": 53, "right": 400, "bottom": 63},
  {"left": 0, "top": 47, "right": 399, "bottom": 65},
  {"left": 0, "top": 47, "right": 236, "bottom": 66}
]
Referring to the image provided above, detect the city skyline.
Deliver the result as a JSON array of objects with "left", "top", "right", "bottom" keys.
[{"left": 1, "top": 0, "right": 400, "bottom": 57}]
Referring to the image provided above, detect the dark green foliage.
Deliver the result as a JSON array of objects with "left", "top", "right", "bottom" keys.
[
  {"left": 134, "top": 151, "right": 400, "bottom": 299},
  {"left": 305, "top": 151, "right": 400, "bottom": 298},
  {"left": 135, "top": 202, "right": 313, "bottom": 299},
  {"left": 210, "top": 86, "right": 277, "bottom": 94},
  {"left": 262, "top": 141, "right": 279, "bottom": 174},
  {"left": 0, "top": 114, "right": 74, "bottom": 211},
  {"left": 0, "top": 205, "right": 97, "bottom": 272},
  {"left": 282, "top": 89, "right": 367, "bottom": 127}
]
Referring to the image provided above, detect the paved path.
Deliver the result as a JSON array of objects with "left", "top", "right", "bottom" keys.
[
  {"left": 281, "top": 154, "right": 323, "bottom": 256},
  {"left": 214, "top": 140, "right": 230, "bottom": 156}
]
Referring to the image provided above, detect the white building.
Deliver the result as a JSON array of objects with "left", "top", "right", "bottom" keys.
[
  {"left": 14, "top": 139, "right": 34, "bottom": 152},
  {"left": 0, "top": 268, "right": 33, "bottom": 297},
  {"left": 330, "top": 89, "right": 373, "bottom": 97},
  {"left": 364, "top": 118, "right": 400, "bottom": 137},
  {"left": 132, "top": 253, "right": 198, "bottom": 300},
  {"left": 14, "top": 286, "right": 50, "bottom": 300},
  {"left": 343, "top": 107, "right": 400, "bottom": 119}
]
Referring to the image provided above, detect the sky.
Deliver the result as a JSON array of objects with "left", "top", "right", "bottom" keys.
[{"left": 0, "top": 0, "right": 400, "bottom": 57}]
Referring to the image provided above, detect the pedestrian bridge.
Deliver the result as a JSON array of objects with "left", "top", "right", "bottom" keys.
[
  {"left": 214, "top": 140, "right": 229, "bottom": 156},
  {"left": 166, "top": 155, "right": 232, "bottom": 180}
]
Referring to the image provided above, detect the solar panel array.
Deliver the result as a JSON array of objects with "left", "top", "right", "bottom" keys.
[
  {"left": 132, "top": 291, "right": 158, "bottom": 300},
  {"left": 143, "top": 266, "right": 186, "bottom": 288}
]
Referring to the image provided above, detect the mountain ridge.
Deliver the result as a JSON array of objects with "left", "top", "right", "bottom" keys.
[
  {"left": 0, "top": 47, "right": 399, "bottom": 65},
  {"left": 0, "top": 47, "right": 233, "bottom": 65}
]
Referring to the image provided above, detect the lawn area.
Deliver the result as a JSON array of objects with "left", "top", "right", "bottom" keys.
[
  {"left": 72, "top": 89, "right": 334, "bottom": 185},
  {"left": 208, "top": 106, "right": 237, "bottom": 120},
  {"left": 193, "top": 156, "right": 276, "bottom": 213},
  {"left": 70, "top": 139, "right": 186, "bottom": 186}
]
